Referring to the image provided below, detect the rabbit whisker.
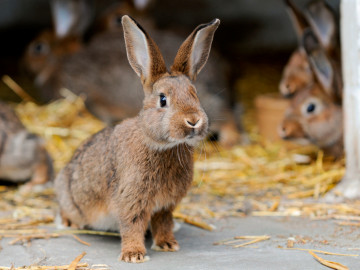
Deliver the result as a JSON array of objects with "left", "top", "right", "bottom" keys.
[
  {"left": 181, "top": 146, "right": 191, "bottom": 177},
  {"left": 209, "top": 140, "right": 221, "bottom": 153},
  {"left": 176, "top": 144, "right": 184, "bottom": 169},
  {"left": 196, "top": 139, "right": 207, "bottom": 188},
  {"left": 210, "top": 87, "right": 227, "bottom": 96}
]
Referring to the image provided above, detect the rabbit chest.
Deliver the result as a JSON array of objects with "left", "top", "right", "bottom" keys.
[
  {"left": 146, "top": 148, "right": 193, "bottom": 212},
  {"left": 89, "top": 145, "right": 194, "bottom": 231},
  {"left": 113, "top": 144, "right": 194, "bottom": 214}
]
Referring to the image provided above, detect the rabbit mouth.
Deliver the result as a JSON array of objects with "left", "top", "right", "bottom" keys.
[
  {"left": 184, "top": 130, "right": 208, "bottom": 146},
  {"left": 167, "top": 129, "right": 207, "bottom": 146},
  {"left": 186, "top": 130, "right": 205, "bottom": 140}
]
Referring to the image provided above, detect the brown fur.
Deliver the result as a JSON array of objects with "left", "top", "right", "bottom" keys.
[
  {"left": 55, "top": 16, "right": 218, "bottom": 263},
  {"left": 0, "top": 101, "right": 53, "bottom": 186}
]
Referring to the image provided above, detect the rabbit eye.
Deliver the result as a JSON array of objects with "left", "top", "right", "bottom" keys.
[
  {"left": 159, "top": 94, "right": 167, "bottom": 107},
  {"left": 32, "top": 42, "right": 49, "bottom": 55},
  {"left": 306, "top": 103, "right": 316, "bottom": 113}
]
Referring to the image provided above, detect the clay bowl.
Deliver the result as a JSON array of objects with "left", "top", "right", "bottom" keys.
[{"left": 254, "top": 93, "right": 290, "bottom": 141}]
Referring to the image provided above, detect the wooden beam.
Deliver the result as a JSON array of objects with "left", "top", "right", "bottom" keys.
[{"left": 333, "top": 0, "right": 360, "bottom": 199}]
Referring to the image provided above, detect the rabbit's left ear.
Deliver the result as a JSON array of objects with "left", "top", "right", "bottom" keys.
[
  {"left": 284, "top": 0, "right": 309, "bottom": 42},
  {"left": 171, "top": 19, "right": 220, "bottom": 81},
  {"left": 302, "top": 29, "right": 334, "bottom": 97},
  {"left": 51, "top": 0, "right": 94, "bottom": 38},
  {"left": 305, "top": 0, "right": 337, "bottom": 53}
]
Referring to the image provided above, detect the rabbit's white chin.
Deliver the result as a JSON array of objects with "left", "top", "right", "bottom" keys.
[
  {"left": 146, "top": 136, "right": 203, "bottom": 151},
  {"left": 184, "top": 137, "right": 204, "bottom": 147},
  {"left": 168, "top": 135, "right": 205, "bottom": 146}
]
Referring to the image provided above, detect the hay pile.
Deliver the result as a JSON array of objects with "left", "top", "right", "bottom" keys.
[
  {"left": 14, "top": 89, "right": 105, "bottom": 172},
  {"left": 7, "top": 89, "right": 358, "bottom": 223}
]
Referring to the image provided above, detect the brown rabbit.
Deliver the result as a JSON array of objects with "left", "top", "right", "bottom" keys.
[
  {"left": 24, "top": 1, "right": 243, "bottom": 147},
  {"left": 279, "top": 29, "right": 343, "bottom": 158},
  {"left": 279, "top": 0, "right": 339, "bottom": 97},
  {"left": 55, "top": 16, "right": 218, "bottom": 263},
  {"left": 22, "top": 0, "right": 93, "bottom": 101},
  {"left": 0, "top": 101, "right": 53, "bottom": 186}
]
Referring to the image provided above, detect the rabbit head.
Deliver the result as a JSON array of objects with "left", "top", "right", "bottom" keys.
[
  {"left": 279, "top": 29, "right": 343, "bottom": 157},
  {"left": 279, "top": 48, "right": 314, "bottom": 97},
  {"left": 23, "top": 0, "right": 94, "bottom": 100},
  {"left": 280, "top": 84, "right": 342, "bottom": 149},
  {"left": 23, "top": 30, "right": 82, "bottom": 80},
  {"left": 279, "top": 0, "right": 339, "bottom": 97},
  {"left": 122, "top": 16, "right": 218, "bottom": 148}
]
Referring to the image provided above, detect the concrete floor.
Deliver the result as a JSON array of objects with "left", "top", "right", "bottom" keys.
[{"left": 0, "top": 216, "right": 359, "bottom": 269}]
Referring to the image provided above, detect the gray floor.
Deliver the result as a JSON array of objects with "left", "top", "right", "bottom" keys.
[{"left": 0, "top": 216, "right": 359, "bottom": 269}]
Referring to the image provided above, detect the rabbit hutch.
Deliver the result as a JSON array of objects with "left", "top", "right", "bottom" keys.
[{"left": 0, "top": 0, "right": 359, "bottom": 269}]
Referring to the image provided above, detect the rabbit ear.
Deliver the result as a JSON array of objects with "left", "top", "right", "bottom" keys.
[
  {"left": 284, "top": 0, "right": 309, "bottom": 41},
  {"left": 305, "top": 0, "right": 337, "bottom": 52},
  {"left": 171, "top": 19, "right": 220, "bottom": 81},
  {"left": 302, "top": 29, "right": 334, "bottom": 97},
  {"left": 122, "top": 15, "right": 167, "bottom": 87},
  {"left": 51, "top": 0, "right": 94, "bottom": 38},
  {"left": 132, "top": 0, "right": 153, "bottom": 10}
]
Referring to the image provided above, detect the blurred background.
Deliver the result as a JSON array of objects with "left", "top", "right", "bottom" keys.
[{"left": 0, "top": 0, "right": 340, "bottom": 102}]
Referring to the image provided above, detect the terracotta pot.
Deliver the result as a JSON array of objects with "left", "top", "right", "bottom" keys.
[{"left": 255, "top": 93, "right": 290, "bottom": 141}]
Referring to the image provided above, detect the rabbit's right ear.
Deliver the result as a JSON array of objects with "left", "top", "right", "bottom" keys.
[
  {"left": 171, "top": 19, "right": 220, "bottom": 81},
  {"left": 51, "top": 0, "right": 94, "bottom": 38},
  {"left": 284, "top": 0, "right": 309, "bottom": 41},
  {"left": 305, "top": 0, "right": 337, "bottom": 52},
  {"left": 302, "top": 29, "right": 334, "bottom": 97},
  {"left": 122, "top": 15, "right": 167, "bottom": 88}
]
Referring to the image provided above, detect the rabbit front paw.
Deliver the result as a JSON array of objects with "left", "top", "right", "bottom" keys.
[
  {"left": 151, "top": 239, "right": 180, "bottom": 252},
  {"left": 119, "top": 250, "right": 147, "bottom": 263}
]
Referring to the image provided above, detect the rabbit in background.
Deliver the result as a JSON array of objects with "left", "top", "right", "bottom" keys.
[
  {"left": 0, "top": 101, "right": 53, "bottom": 188},
  {"left": 55, "top": 16, "right": 217, "bottom": 263},
  {"left": 23, "top": 0, "right": 246, "bottom": 147},
  {"left": 22, "top": 0, "right": 94, "bottom": 101},
  {"left": 279, "top": 0, "right": 340, "bottom": 98},
  {"left": 279, "top": 29, "right": 343, "bottom": 158}
]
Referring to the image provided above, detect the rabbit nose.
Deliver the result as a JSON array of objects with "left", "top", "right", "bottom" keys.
[
  {"left": 185, "top": 118, "right": 201, "bottom": 128},
  {"left": 280, "top": 125, "right": 290, "bottom": 138},
  {"left": 280, "top": 81, "right": 293, "bottom": 97},
  {"left": 285, "top": 83, "right": 297, "bottom": 95},
  {"left": 278, "top": 120, "right": 290, "bottom": 138},
  {"left": 279, "top": 120, "right": 299, "bottom": 139}
]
